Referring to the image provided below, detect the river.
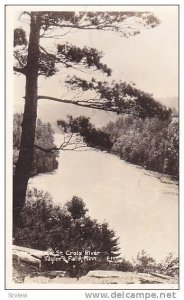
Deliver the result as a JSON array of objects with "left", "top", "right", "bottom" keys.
[{"left": 29, "top": 134, "right": 178, "bottom": 262}]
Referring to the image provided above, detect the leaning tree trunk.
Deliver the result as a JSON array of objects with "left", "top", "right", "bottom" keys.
[{"left": 13, "top": 12, "right": 41, "bottom": 227}]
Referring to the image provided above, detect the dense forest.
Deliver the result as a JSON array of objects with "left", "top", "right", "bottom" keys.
[
  {"left": 59, "top": 113, "right": 179, "bottom": 179},
  {"left": 103, "top": 115, "right": 179, "bottom": 179},
  {"left": 13, "top": 113, "right": 59, "bottom": 176}
]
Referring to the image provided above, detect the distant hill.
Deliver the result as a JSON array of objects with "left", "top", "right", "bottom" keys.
[{"left": 14, "top": 99, "right": 119, "bottom": 129}]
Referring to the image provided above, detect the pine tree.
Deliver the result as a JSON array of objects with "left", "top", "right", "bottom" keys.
[{"left": 13, "top": 10, "right": 165, "bottom": 226}]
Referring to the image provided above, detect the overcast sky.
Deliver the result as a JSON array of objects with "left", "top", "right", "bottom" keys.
[{"left": 13, "top": 6, "right": 178, "bottom": 108}]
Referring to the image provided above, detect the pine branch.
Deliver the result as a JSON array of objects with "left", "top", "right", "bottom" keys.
[
  {"left": 19, "top": 11, "right": 31, "bottom": 19},
  {"left": 37, "top": 95, "right": 117, "bottom": 112},
  {"left": 39, "top": 45, "right": 90, "bottom": 74},
  {"left": 40, "top": 28, "right": 73, "bottom": 38},
  {"left": 34, "top": 143, "right": 89, "bottom": 153},
  {"left": 39, "top": 11, "right": 160, "bottom": 35},
  {"left": 14, "top": 53, "right": 26, "bottom": 68},
  {"left": 13, "top": 66, "right": 27, "bottom": 75},
  {"left": 33, "top": 144, "right": 58, "bottom": 153},
  {"left": 34, "top": 129, "right": 88, "bottom": 153}
]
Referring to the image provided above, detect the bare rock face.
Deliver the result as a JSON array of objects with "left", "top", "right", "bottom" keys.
[
  {"left": 13, "top": 251, "right": 41, "bottom": 268},
  {"left": 22, "top": 270, "right": 178, "bottom": 285},
  {"left": 13, "top": 245, "right": 49, "bottom": 283},
  {"left": 13, "top": 245, "right": 49, "bottom": 260},
  {"left": 79, "top": 270, "right": 178, "bottom": 284}
]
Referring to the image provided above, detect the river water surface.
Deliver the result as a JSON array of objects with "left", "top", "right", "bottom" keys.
[{"left": 29, "top": 134, "right": 178, "bottom": 262}]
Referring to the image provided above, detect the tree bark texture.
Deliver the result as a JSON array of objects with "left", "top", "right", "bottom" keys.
[{"left": 13, "top": 12, "right": 41, "bottom": 227}]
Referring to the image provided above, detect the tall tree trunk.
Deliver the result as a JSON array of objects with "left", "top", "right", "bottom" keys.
[{"left": 13, "top": 12, "right": 41, "bottom": 227}]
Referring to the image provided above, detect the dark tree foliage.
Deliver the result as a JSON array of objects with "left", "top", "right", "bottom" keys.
[
  {"left": 14, "top": 189, "right": 120, "bottom": 276},
  {"left": 13, "top": 113, "right": 58, "bottom": 176},
  {"left": 57, "top": 44, "right": 112, "bottom": 76},
  {"left": 14, "top": 28, "right": 27, "bottom": 47},
  {"left": 114, "top": 259, "right": 134, "bottom": 272},
  {"left": 65, "top": 196, "right": 88, "bottom": 220},
  {"left": 57, "top": 115, "right": 113, "bottom": 151}
]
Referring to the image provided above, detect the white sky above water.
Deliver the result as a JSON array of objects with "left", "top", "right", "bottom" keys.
[{"left": 13, "top": 6, "right": 178, "bottom": 109}]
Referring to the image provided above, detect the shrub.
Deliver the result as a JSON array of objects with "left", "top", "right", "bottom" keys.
[
  {"left": 14, "top": 188, "right": 120, "bottom": 277},
  {"left": 134, "top": 250, "right": 157, "bottom": 273},
  {"left": 134, "top": 250, "right": 179, "bottom": 277}
]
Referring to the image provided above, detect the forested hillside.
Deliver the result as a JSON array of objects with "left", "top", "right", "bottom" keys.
[
  {"left": 60, "top": 114, "right": 179, "bottom": 179},
  {"left": 13, "top": 113, "right": 59, "bottom": 176},
  {"left": 103, "top": 115, "right": 179, "bottom": 179}
]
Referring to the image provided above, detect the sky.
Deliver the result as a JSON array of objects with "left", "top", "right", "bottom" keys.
[{"left": 12, "top": 6, "right": 178, "bottom": 110}]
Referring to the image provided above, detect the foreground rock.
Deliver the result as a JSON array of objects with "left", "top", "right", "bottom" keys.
[
  {"left": 80, "top": 270, "right": 178, "bottom": 284},
  {"left": 23, "top": 270, "right": 178, "bottom": 284},
  {"left": 13, "top": 245, "right": 178, "bottom": 285}
]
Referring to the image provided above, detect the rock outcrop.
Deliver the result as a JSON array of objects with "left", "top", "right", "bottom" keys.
[{"left": 12, "top": 245, "right": 178, "bottom": 285}]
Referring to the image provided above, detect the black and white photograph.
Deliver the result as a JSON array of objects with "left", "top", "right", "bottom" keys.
[{"left": 5, "top": 4, "right": 179, "bottom": 289}]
